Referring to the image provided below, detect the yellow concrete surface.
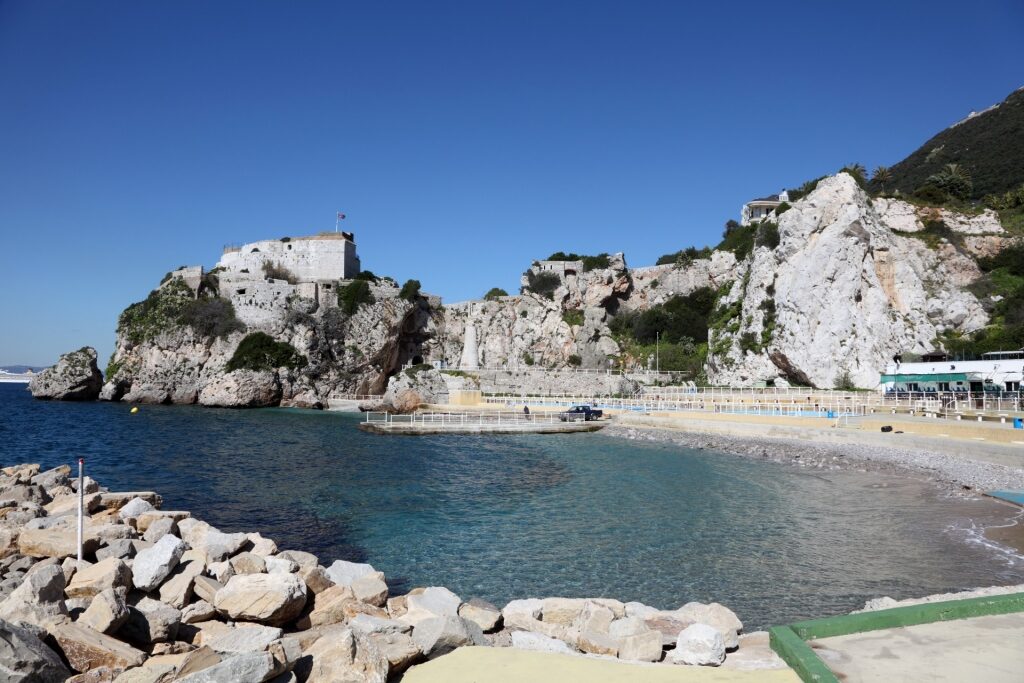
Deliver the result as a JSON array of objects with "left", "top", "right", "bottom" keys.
[
  {"left": 399, "top": 647, "right": 800, "bottom": 683},
  {"left": 810, "top": 612, "right": 1024, "bottom": 682}
]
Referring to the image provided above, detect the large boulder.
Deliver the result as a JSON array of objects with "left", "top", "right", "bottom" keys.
[
  {"left": 0, "top": 618, "right": 71, "bottom": 682},
  {"left": 79, "top": 588, "right": 129, "bottom": 634},
  {"left": 65, "top": 557, "right": 132, "bottom": 598},
  {"left": 49, "top": 622, "right": 147, "bottom": 672},
  {"left": 300, "top": 627, "right": 388, "bottom": 683},
  {"left": 198, "top": 370, "right": 281, "bottom": 408},
  {"left": 29, "top": 347, "right": 103, "bottom": 401},
  {"left": 0, "top": 564, "right": 68, "bottom": 627},
  {"left": 382, "top": 367, "right": 449, "bottom": 413},
  {"left": 132, "top": 534, "right": 186, "bottom": 591},
  {"left": 411, "top": 616, "right": 485, "bottom": 658},
  {"left": 120, "top": 596, "right": 181, "bottom": 645},
  {"left": 400, "top": 587, "right": 461, "bottom": 626},
  {"left": 214, "top": 573, "right": 307, "bottom": 625},
  {"left": 671, "top": 623, "right": 725, "bottom": 666}
]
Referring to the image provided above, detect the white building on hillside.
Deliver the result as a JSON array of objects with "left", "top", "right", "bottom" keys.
[
  {"left": 741, "top": 191, "right": 789, "bottom": 226},
  {"left": 217, "top": 232, "right": 360, "bottom": 280}
]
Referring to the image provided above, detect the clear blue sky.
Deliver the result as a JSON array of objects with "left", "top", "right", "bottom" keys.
[{"left": 2, "top": 1, "right": 1022, "bottom": 367}]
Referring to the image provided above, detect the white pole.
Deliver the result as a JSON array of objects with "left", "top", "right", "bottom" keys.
[{"left": 77, "top": 457, "right": 84, "bottom": 564}]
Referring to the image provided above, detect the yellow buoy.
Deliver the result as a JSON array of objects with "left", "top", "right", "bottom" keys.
[{"left": 130, "top": 406, "right": 139, "bottom": 414}]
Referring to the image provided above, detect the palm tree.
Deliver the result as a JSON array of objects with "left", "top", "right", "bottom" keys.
[
  {"left": 849, "top": 163, "right": 867, "bottom": 177},
  {"left": 872, "top": 165, "right": 893, "bottom": 193}
]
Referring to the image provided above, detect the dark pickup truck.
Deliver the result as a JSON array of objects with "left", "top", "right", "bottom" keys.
[{"left": 558, "top": 405, "right": 604, "bottom": 422}]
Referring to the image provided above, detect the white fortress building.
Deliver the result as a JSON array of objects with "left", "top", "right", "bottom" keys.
[
  {"left": 162, "top": 232, "right": 375, "bottom": 327},
  {"left": 218, "top": 232, "right": 360, "bottom": 280}
]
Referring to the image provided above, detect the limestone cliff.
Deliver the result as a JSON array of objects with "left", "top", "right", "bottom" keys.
[
  {"left": 95, "top": 175, "right": 1013, "bottom": 406},
  {"left": 101, "top": 240, "right": 441, "bottom": 406},
  {"left": 705, "top": 174, "right": 1006, "bottom": 388}
]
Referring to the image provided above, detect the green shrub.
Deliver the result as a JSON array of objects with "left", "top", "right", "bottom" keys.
[
  {"left": 523, "top": 352, "right": 535, "bottom": 366},
  {"left": 655, "top": 246, "right": 712, "bottom": 266},
  {"left": 523, "top": 271, "right": 561, "bottom": 299},
  {"left": 484, "top": 287, "right": 508, "bottom": 300},
  {"left": 610, "top": 287, "right": 716, "bottom": 345},
  {"left": 226, "top": 332, "right": 307, "bottom": 372},
  {"left": 833, "top": 368, "right": 857, "bottom": 390},
  {"left": 787, "top": 176, "right": 826, "bottom": 202},
  {"left": 912, "top": 183, "right": 949, "bottom": 205},
  {"left": 567, "top": 354, "right": 582, "bottom": 366},
  {"left": 262, "top": 261, "right": 298, "bottom": 284},
  {"left": 354, "top": 270, "right": 379, "bottom": 282},
  {"left": 399, "top": 279, "right": 422, "bottom": 301},
  {"left": 337, "top": 280, "right": 375, "bottom": 314},
  {"left": 649, "top": 279, "right": 659, "bottom": 288},
  {"left": 977, "top": 241, "right": 1024, "bottom": 277},
  {"left": 562, "top": 309, "right": 584, "bottom": 327},
  {"left": 739, "top": 331, "right": 760, "bottom": 354},
  {"left": 715, "top": 222, "right": 757, "bottom": 260},
  {"left": 839, "top": 164, "right": 868, "bottom": 189},
  {"left": 774, "top": 202, "right": 791, "bottom": 217},
  {"left": 180, "top": 298, "right": 244, "bottom": 339},
  {"left": 117, "top": 278, "right": 194, "bottom": 345},
  {"left": 756, "top": 221, "right": 780, "bottom": 249}
]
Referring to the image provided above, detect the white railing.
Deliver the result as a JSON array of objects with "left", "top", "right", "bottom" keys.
[
  {"left": 713, "top": 403, "right": 867, "bottom": 418},
  {"left": 482, "top": 395, "right": 868, "bottom": 415},
  {"left": 444, "top": 366, "right": 689, "bottom": 380},
  {"left": 329, "top": 394, "right": 384, "bottom": 401},
  {"left": 364, "top": 411, "right": 564, "bottom": 427}
]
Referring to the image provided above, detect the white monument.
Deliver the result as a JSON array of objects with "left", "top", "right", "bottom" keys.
[{"left": 460, "top": 308, "right": 480, "bottom": 369}]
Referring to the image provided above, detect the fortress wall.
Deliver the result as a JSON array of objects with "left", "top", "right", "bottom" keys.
[{"left": 218, "top": 237, "right": 359, "bottom": 281}]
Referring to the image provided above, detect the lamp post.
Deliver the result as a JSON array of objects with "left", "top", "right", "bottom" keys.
[{"left": 656, "top": 331, "right": 660, "bottom": 374}]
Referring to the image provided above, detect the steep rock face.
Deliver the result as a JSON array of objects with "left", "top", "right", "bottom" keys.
[
  {"left": 29, "top": 347, "right": 103, "bottom": 401},
  {"left": 624, "top": 251, "right": 739, "bottom": 312},
  {"left": 102, "top": 279, "right": 438, "bottom": 406},
  {"left": 438, "top": 255, "right": 633, "bottom": 369},
  {"left": 707, "top": 174, "right": 995, "bottom": 388}
]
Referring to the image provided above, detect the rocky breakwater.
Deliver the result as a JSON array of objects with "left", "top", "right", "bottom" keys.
[
  {"left": 28, "top": 347, "right": 103, "bottom": 401},
  {"left": 0, "top": 463, "right": 779, "bottom": 681}
]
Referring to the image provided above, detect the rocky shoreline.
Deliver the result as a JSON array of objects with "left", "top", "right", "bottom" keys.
[
  {"left": 0, "top": 462, "right": 782, "bottom": 682},
  {"left": 603, "top": 424, "right": 1024, "bottom": 495}
]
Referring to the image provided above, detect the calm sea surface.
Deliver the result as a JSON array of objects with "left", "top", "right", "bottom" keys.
[{"left": 2, "top": 383, "right": 1021, "bottom": 628}]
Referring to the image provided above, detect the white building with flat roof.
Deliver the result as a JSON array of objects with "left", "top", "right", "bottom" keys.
[{"left": 217, "top": 232, "right": 360, "bottom": 281}]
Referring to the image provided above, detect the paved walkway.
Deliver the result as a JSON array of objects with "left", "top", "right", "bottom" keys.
[
  {"left": 399, "top": 647, "right": 801, "bottom": 683},
  {"left": 809, "top": 612, "right": 1024, "bottom": 682}
]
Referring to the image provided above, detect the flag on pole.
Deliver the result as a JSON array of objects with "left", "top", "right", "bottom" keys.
[{"left": 337, "top": 212, "right": 346, "bottom": 221}]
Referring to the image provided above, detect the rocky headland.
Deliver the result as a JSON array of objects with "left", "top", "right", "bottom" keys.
[
  {"left": 0, "top": 462, "right": 781, "bottom": 681},
  {"left": 29, "top": 170, "right": 1018, "bottom": 409}
]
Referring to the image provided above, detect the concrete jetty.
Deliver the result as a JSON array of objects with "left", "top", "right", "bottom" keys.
[{"left": 358, "top": 410, "right": 607, "bottom": 435}]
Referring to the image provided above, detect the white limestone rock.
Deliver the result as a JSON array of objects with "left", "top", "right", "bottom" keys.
[
  {"left": 400, "top": 587, "right": 462, "bottom": 626},
  {"left": 671, "top": 623, "right": 725, "bottom": 666},
  {"left": 29, "top": 347, "right": 103, "bottom": 401},
  {"left": 132, "top": 534, "right": 186, "bottom": 591},
  {"left": 213, "top": 573, "right": 307, "bottom": 626},
  {"left": 411, "top": 615, "right": 485, "bottom": 658},
  {"left": 510, "top": 630, "right": 576, "bottom": 654},
  {"left": 324, "top": 559, "right": 376, "bottom": 587}
]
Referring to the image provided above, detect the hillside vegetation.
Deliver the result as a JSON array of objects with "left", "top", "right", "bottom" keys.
[{"left": 877, "top": 87, "right": 1024, "bottom": 200}]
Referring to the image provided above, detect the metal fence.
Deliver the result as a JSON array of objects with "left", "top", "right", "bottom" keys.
[{"left": 364, "top": 411, "right": 563, "bottom": 427}]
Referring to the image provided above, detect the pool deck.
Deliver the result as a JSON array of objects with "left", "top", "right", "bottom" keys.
[
  {"left": 808, "top": 613, "right": 1024, "bottom": 682},
  {"left": 400, "top": 647, "right": 801, "bottom": 683}
]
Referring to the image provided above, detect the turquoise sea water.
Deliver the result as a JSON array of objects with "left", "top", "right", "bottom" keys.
[{"left": 2, "top": 383, "right": 1021, "bottom": 629}]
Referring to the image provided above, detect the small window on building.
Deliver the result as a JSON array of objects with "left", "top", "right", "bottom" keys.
[
  {"left": 938, "top": 382, "right": 951, "bottom": 392},
  {"left": 1007, "top": 381, "right": 1021, "bottom": 392},
  {"left": 287, "top": 245, "right": 292, "bottom": 250},
  {"left": 236, "top": 288, "right": 246, "bottom": 295},
  {"left": 323, "top": 284, "right": 331, "bottom": 289}
]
